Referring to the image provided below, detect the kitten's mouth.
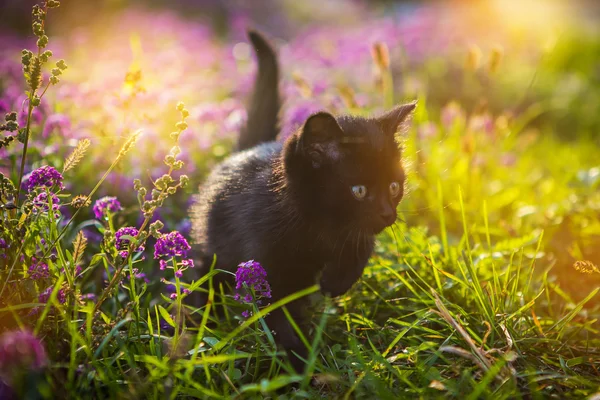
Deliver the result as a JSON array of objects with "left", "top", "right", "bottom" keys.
[{"left": 369, "top": 219, "right": 395, "bottom": 234}]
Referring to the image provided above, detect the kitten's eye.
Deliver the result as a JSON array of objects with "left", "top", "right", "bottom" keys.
[
  {"left": 389, "top": 181, "right": 401, "bottom": 197},
  {"left": 351, "top": 185, "right": 367, "bottom": 200}
]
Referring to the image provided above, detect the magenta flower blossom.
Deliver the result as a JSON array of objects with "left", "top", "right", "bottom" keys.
[
  {"left": 80, "top": 293, "right": 96, "bottom": 301},
  {"left": 153, "top": 231, "right": 191, "bottom": 259},
  {"left": 115, "top": 226, "right": 142, "bottom": 258},
  {"left": 441, "top": 102, "right": 466, "bottom": 129},
  {"left": 234, "top": 260, "right": 272, "bottom": 303},
  {"left": 125, "top": 268, "right": 149, "bottom": 284},
  {"left": 28, "top": 263, "right": 49, "bottom": 280},
  {"left": 24, "top": 166, "right": 65, "bottom": 191},
  {"left": 0, "top": 330, "right": 47, "bottom": 384},
  {"left": 93, "top": 196, "right": 123, "bottom": 219},
  {"left": 31, "top": 191, "right": 60, "bottom": 216},
  {"left": 181, "top": 259, "right": 194, "bottom": 268},
  {"left": 41, "top": 113, "right": 71, "bottom": 139},
  {"left": 38, "top": 286, "right": 67, "bottom": 304}
]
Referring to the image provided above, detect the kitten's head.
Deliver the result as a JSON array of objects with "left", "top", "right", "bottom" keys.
[{"left": 283, "top": 102, "right": 416, "bottom": 234}]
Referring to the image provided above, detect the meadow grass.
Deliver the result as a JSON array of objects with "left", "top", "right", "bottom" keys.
[{"left": 1, "top": 1, "right": 599, "bottom": 399}]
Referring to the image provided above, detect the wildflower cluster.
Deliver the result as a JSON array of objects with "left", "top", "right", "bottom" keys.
[
  {"left": 38, "top": 285, "right": 67, "bottom": 304},
  {"left": 154, "top": 231, "right": 193, "bottom": 299},
  {"left": 28, "top": 262, "right": 49, "bottom": 280},
  {"left": 31, "top": 191, "right": 60, "bottom": 217},
  {"left": 93, "top": 196, "right": 122, "bottom": 219},
  {"left": 234, "top": 260, "right": 272, "bottom": 318},
  {"left": 115, "top": 226, "right": 142, "bottom": 258},
  {"left": 24, "top": 165, "right": 65, "bottom": 191}
]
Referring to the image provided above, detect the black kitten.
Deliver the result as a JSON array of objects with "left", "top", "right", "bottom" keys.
[{"left": 190, "top": 30, "right": 415, "bottom": 372}]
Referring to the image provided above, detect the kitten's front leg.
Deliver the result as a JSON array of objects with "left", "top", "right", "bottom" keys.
[
  {"left": 320, "top": 236, "right": 374, "bottom": 297},
  {"left": 266, "top": 298, "right": 309, "bottom": 372}
]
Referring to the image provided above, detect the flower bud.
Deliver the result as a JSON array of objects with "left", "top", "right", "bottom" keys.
[
  {"left": 32, "top": 22, "right": 44, "bottom": 37},
  {"left": 40, "top": 50, "right": 52, "bottom": 62},
  {"left": 371, "top": 42, "right": 390, "bottom": 71},
  {"left": 37, "top": 35, "right": 49, "bottom": 49},
  {"left": 465, "top": 45, "right": 482, "bottom": 71},
  {"left": 164, "top": 154, "right": 175, "bottom": 165},
  {"left": 56, "top": 59, "right": 67, "bottom": 70},
  {"left": 149, "top": 220, "right": 164, "bottom": 238},
  {"left": 179, "top": 175, "right": 189, "bottom": 187},
  {"left": 488, "top": 45, "right": 503, "bottom": 73}
]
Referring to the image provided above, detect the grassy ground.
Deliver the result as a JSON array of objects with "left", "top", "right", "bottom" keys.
[{"left": 1, "top": 1, "right": 599, "bottom": 399}]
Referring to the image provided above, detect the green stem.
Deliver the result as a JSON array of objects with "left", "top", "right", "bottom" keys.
[
  {"left": 173, "top": 257, "right": 182, "bottom": 347},
  {"left": 16, "top": 92, "right": 36, "bottom": 205}
]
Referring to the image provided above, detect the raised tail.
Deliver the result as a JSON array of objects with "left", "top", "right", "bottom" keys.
[{"left": 237, "top": 30, "right": 281, "bottom": 151}]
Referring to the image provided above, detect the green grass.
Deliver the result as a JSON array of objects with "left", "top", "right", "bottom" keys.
[{"left": 24, "top": 183, "right": 598, "bottom": 399}]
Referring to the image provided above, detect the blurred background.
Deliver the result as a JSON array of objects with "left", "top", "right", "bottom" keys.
[{"left": 1, "top": 0, "right": 599, "bottom": 297}]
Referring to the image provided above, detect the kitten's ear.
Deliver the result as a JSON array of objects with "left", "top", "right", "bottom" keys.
[
  {"left": 299, "top": 112, "right": 344, "bottom": 167},
  {"left": 377, "top": 101, "right": 417, "bottom": 136}
]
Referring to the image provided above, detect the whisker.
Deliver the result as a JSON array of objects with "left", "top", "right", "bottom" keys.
[{"left": 390, "top": 225, "right": 401, "bottom": 260}]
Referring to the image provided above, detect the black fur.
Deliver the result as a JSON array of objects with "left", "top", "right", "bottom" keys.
[
  {"left": 190, "top": 30, "right": 416, "bottom": 372},
  {"left": 237, "top": 30, "right": 281, "bottom": 151}
]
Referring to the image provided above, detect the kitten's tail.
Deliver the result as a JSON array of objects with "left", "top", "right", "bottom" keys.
[{"left": 237, "top": 30, "right": 281, "bottom": 151}]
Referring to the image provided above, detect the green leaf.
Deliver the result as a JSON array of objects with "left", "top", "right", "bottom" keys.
[{"left": 157, "top": 305, "right": 175, "bottom": 328}]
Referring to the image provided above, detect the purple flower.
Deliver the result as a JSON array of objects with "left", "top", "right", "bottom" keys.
[
  {"left": 81, "top": 293, "right": 96, "bottom": 301},
  {"left": 17, "top": 103, "right": 43, "bottom": 127},
  {"left": 164, "top": 281, "right": 176, "bottom": 293},
  {"left": 115, "top": 226, "right": 142, "bottom": 257},
  {"left": 125, "top": 268, "right": 149, "bottom": 284},
  {"left": 28, "top": 263, "right": 49, "bottom": 280},
  {"left": 468, "top": 114, "right": 494, "bottom": 135},
  {"left": 159, "top": 260, "right": 168, "bottom": 270},
  {"left": 153, "top": 231, "right": 191, "bottom": 259},
  {"left": 175, "top": 218, "right": 192, "bottom": 237},
  {"left": 38, "top": 286, "right": 67, "bottom": 304},
  {"left": 41, "top": 113, "right": 71, "bottom": 139},
  {"left": 441, "top": 102, "right": 466, "bottom": 129},
  {"left": 31, "top": 191, "right": 60, "bottom": 216},
  {"left": 417, "top": 122, "right": 439, "bottom": 139},
  {"left": 0, "top": 330, "right": 47, "bottom": 384},
  {"left": 0, "top": 99, "right": 10, "bottom": 117},
  {"left": 24, "top": 166, "right": 65, "bottom": 192},
  {"left": 93, "top": 196, "right": 122, "bottom": 219},
  {"left": 0, "top": 239, "right": 7, "bottom": 249},
  {"left": 181, "top": 259, "right": 194, "bottom": 268},
  {"left": 234, "top": 260, "right": 272, "bottom": 303}
]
